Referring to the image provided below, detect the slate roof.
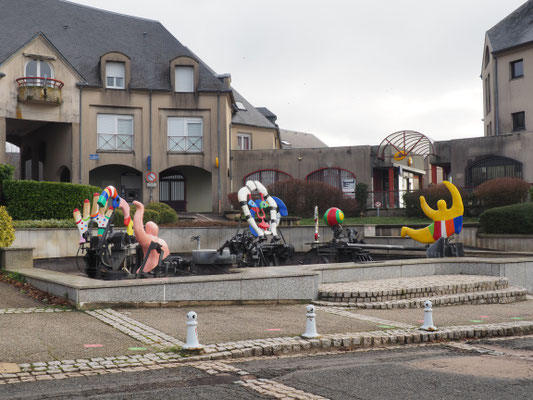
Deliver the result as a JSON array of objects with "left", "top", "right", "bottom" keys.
[
  {"left": 0, "top": 0, "right": 228, "bottom": 91},
  {"left": 231, "top": 90, "right": 276, "bottom": 129},
  {"left": 487, "top": 0, "right": 533, "bottom": 53},
  {"left": 279, "top": 129, "right": 328, "bottom": 149}
]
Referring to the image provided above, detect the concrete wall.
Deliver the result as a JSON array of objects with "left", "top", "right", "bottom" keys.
[
  {"left": 231, "top": 145, "right": 373, "bottom": 191},
  {"left": 434, "top": 132, "right": 533, "bottom": 186}
]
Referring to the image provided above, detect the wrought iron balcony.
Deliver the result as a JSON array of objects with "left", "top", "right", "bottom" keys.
[{"left": 16, "top": 77, "right": 64, "bottom": 105}]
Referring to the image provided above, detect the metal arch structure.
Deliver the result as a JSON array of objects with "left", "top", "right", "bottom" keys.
[{"left": 376, "top": 130, "right": 435, "bottom": 161}]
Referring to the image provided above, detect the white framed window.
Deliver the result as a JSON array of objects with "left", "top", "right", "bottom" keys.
[
  {"left": 237, "top": 133, "right": 252, "bottom": 150},
  {"left": 25, "top": 59, "right": 54, "bottom": 86},
  {"left": 175, "top": 66, "right": 194, "bottom": 92},
  {"left": 168, "top": 117, "right": 203, "bottom": 152},
  {"left": 106, "top": 61, "right": 125, "bottom": 89},
  {"left": 97, "top": 114, "right": 133, "bottom": 151}
]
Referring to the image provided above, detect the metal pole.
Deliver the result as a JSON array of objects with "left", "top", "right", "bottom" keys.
[{"left": 217, "top": 91, "right": 221, "bottom": 213}]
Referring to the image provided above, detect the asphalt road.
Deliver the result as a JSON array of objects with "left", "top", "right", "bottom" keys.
[{"left": 2, "top": 338, "right": 533, "bottom": 400}]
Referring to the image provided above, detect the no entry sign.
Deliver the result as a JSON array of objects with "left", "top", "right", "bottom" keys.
[{"left": 145, "top": 171, "right": 157, "bottom": 183}]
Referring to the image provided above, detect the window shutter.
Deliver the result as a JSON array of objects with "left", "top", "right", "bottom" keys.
[
  {"left": 107, "top": 62, "right": 125, "bottom": 79},
  {"left": 175, "top": 66, "right": 194, "bottom": 92},
  {"left": 168, "top": 117, "right": 185, "bottom": 136},
  {"left": 97, "top": 114, "right": 115, "bottom": 134}
]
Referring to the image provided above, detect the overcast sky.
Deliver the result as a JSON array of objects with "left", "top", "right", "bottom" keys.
[{"left": 70, "top": 0, "right": 526, "bottom": 147}]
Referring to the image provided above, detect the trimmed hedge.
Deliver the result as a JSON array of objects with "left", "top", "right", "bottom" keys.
[
  {"left": 3, "top": 180, "right": 101, "bottom": 220},
  {"left": 479, "top": 202, "right": 533, "bottom": 234},
  {"left": 473, "top": 177, "right": 530, "bottom": 208}
]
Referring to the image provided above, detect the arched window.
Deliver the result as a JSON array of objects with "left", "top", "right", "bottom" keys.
[
  {"left": 484, "top": 46, "right": 490, "bottom": 69},
  {"left": 306, "top": 167, "right": 356, "bottom": 191},
  {"left": 25, "top": 59, "right": 53, "bottom": 86},
  {"left": 243, "top": 169, "right": 292, "bottom": 186},
  {"left": 467, "top": 156, "right": 522, "bottom": 187}
]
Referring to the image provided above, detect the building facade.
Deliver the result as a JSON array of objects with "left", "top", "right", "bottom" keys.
[
  {"left": 0, "top": 0, "right": 279, "bottom": 213},
  {"left": 482, "top": 0, "right": 533, "bottom": 137}
]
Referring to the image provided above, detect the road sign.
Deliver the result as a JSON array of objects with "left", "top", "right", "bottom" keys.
[
  {"left": 89, "top": 154, "right": 99, "bottom": 161},
  {"left": 146, "top": 182, "right": 157, "bottom": 188},
  {"left": 375, "top": 201, "right": 382, "bottom": 208},
  {"left": 145, "top": 171, "right": 157, "bottom": 183}
]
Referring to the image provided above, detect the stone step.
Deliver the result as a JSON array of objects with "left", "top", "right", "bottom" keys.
[
  {"left": 319, "top": 275, "right": 510, "bottom": 303},
  {"left": 314, "top": 286, "right": 528, "bottom": 309}
]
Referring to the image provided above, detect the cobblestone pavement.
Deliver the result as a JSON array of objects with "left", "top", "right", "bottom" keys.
[
  {"left": 85, "top": 309, "right": 184, "bottom": 349},
  {"left": 0, "top": 307, "right": 72, "bottom": 314},
  {"left": 194, "top": 361, "right": 327, "bottom": 400}
]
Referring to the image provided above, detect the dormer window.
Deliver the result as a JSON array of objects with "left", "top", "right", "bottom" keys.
[
  {"left": 175, "top": 66, "right": 194, "bottom": 92},
  {"left": 106, "top": 61, "right": 125, "bottom": 89}
]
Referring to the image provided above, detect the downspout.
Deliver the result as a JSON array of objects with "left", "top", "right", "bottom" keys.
[
  {"left": 217, "top": 91, "right": 221, "bottom": 213},
  {"left": 493, "top": 56, "right": 500, "bottom": 135},
  {"left": 149, "top": 90, "right": 153, "bottom": 202},
  {"left": 76, "top": 82, "right": 89, "bottom": 184}
]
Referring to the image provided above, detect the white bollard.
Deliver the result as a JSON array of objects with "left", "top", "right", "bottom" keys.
[
  {"left": 183, "top": 311, "right": 203, "bottom": 350},
  {"left": 302, "top": 304, "right": 320, "bottom": 338},
  {"left": 419, "top": 300, "right": 437, "bottom": 331}
]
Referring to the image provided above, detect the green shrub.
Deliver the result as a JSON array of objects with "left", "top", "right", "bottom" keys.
[
  {"left": 267, "top": 179, "right": 358, "bottom": 218},
  {"left": 479, "top": 202, "right": 533, "bottom": 234},
  {"left": 3, "top": 180, "right": 101, "bottom": 220},
  {"left": 474, "top": 177, "right": 530, "bottom": 209},
  {"left": 0, "top": 206, "right": 15, "bottom": 247},
  {"left": 111, "top": 202, "right": 175, "bottom": 226},
  {"left": 0, "top": 164, "right": 14, "bottom": 206},
  {"left": 355, "top": 182, "right": 368, "bottom": 215},
  {"left": 403, "top": 184, "right": 468, "bottom": 218},
  {"left": 13, "top": 219, "right": 75, "bottom": 228}
]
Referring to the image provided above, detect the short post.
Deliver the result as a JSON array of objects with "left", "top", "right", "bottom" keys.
[
  {"left": 419, "top": 300, "right": 437, "bottom": 331},
  {"left": 302, "top": 304, "right": 320, "bottom": 338},
  {"left": 183, "top": 311, "right": 203, "bottom": 350}
]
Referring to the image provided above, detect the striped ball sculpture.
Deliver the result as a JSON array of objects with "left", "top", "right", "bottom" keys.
[{"left": 323, "top": 207, "right": 344, "bottom": 227}]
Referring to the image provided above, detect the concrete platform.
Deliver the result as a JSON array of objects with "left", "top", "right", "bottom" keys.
[{"left": 6, "top": 256, "right": 533, "bottom": 309}]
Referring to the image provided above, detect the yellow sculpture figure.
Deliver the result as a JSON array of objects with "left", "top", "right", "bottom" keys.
[{"left": 401, "top": 181, "right": 464, "bottom": 244}]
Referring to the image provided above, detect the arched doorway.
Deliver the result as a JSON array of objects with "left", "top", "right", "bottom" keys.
[
  {"left": 159, "top": 166, "right": 212, "bottom": 212},
  {"left": 58, "top": 165, "right": 71, "bottom": 182},
  {"left": 89, "top": 164, "right": 142, "bottom": 202},
  {"left": 160, "top": 171, "right": 186, "bottom": 212}
]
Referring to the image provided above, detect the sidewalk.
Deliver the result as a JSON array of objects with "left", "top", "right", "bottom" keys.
[{"left": 1, "top": 280, "right": 533, "bottom": 368}]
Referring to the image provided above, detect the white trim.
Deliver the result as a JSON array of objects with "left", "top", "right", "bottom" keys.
[
  {"left": 97, "top": 114, "right": 134, "bottom": 151},
  {"left": 237, "top": 133, "right": 252, "bottom": 150},
  {"left": 106, "top": 61, "right": 125, "bottom": 89},
  {"left": 175, "top": 66, "right": 194, "bottom": 93}
]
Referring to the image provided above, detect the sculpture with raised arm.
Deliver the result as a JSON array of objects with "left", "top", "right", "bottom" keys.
[
  {"left": 401, "top": 181, "right": 464, "bottom": 244},
  {"left": 133, "top": 200, "right": 170, "bottom": 273}
]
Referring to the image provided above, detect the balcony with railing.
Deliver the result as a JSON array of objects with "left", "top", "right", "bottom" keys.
[
  {"left": 168, "top": 136, "right": 203, "bottom": 153},
  {"left": 16, "top": 77, "right": 64, "bottom": 105}
]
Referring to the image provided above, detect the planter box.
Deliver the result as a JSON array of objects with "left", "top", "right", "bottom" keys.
[{"left": 0, "top": 247, "right": 34, "bottom": 269}]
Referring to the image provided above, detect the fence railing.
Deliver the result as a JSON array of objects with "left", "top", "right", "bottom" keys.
[{"left": 16, "top": 77, "right": 64, "bottom": 89}]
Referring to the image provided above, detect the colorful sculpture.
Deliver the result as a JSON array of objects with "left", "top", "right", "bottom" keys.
[
  {"left": 237, "top": 180, "right": 287, "bottom": 238},
  {"left": 73, "top": 185, "right": 133, "bottom": 243},
  {"left": 323, "top": 207, "right": 344, "bottom": 227},
  {"left": 400, "top": 181, "right": 464, "bottom": 244},
  {"left": 97, "top": 186, "right": 133, "bottom": 236},
  {"left": 132, "top": 200, "right": 170, "bottom": 273}
]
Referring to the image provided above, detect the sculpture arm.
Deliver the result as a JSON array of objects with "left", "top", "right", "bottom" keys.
[
  {"left": 133, "top": 200, "right": 150, "bottom": 247},
  {"left": 443, "top": 181, "right": 464, "bottom": 216},
  {"left": 419, "top": 196, "right": 439, "bottom": 220}
]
